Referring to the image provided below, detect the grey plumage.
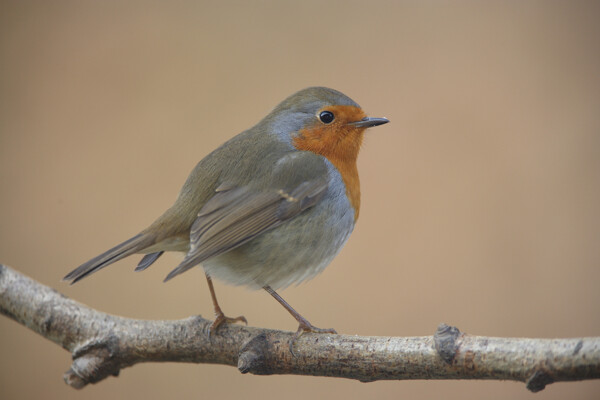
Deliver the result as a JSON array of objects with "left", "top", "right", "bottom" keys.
[{"left": 135, "top": 251, "right": 164, "bottom": 271}]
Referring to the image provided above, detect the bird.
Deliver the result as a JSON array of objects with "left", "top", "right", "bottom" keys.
[{"left": 64, "top": 87, "right": 389, "bottom": 350}]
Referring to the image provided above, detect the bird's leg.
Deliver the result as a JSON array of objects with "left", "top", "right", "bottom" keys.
[
  {"left": 263, "top": 285, "right": 337, "bottom": 354},
  {"left": 205, "top": 273, "right": 247, "bottom": 337}
]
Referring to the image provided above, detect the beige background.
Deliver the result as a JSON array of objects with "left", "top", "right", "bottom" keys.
[{"left": 1, "top": 1, "right": 599, "bottom": 399}]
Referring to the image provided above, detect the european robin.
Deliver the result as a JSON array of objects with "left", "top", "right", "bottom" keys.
[{"left": 64, "top": 87, "right": 389, "bottom": 350}]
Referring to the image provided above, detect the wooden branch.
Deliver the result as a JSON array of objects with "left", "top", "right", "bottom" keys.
[{"left": 1, "top": 264, "right": 599, "bottom": 391}]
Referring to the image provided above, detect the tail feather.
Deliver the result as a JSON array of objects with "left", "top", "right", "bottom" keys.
[
  {"left": 64, "top": 233, "right": 153, "bottom": 283},
  {"left": 135, "top": 251, "right": 164, "bottom": 271}
]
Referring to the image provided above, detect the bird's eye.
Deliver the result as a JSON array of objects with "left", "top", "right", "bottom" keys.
[{"left": 318, "top": 111, "right": 335, "bottom": 124}]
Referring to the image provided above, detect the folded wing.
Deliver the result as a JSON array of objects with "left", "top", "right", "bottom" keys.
[{"left": 163, "top": 178, "right": 328, "bottom": 281}]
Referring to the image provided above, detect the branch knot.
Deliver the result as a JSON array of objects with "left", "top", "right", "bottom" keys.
[
  {"left": 238, "top": 333, "right": 270, "bottom": 374},
  {"left": 64, "top": 335, "right": 122, "bottom": 389},
  {"left": 434, "top": 323, "right": 462, "bottom": 364}
]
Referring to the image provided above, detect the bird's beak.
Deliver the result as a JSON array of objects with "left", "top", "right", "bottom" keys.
[{"left": 350, "top": 117, "right": 389, "bottom": 128}]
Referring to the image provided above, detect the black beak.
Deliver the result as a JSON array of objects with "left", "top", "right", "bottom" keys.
[{"left": 350, "top": 117, "right": 389, "bottom": 128}]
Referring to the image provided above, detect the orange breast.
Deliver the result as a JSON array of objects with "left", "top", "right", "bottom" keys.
[{"left": 292, "top": 105, "right": 366, "bottom": 220}]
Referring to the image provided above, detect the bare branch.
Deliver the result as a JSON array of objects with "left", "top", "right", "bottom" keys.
[{"left": 1, "top": 264, "right": 599, "bottom": 391}]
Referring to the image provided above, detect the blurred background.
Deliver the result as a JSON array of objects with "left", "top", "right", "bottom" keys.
[{"left": 1, "top": 1, "right": 599, "bottom": 399}]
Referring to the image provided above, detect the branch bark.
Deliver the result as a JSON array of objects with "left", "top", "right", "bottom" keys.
[{"left": 1, "top": 264, "right": 598, "bottom": 392}]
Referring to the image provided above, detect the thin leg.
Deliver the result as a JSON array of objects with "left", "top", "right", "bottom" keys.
[
  {"left": 206, "top": 273, "right": 247, "bottom": 336},
  {"left": 264, "top": 285, "right": 336, "bottom": 354}
]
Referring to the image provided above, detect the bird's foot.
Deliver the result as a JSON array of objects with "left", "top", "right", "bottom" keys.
[
  {"left": 289, "top": 321, "right": 337, "bottom": 356},
  {"left": 207, "top": 312, "right": 248, "bottom": 338}
]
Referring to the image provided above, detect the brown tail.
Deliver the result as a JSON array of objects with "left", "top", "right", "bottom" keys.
[{"left": 63, "top": 233, "right": 154, "bottom": 283}]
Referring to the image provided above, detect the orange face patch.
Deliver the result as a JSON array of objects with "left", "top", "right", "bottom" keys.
[{"left": 293, "top": 105, "right": 367, "bottom": 220}]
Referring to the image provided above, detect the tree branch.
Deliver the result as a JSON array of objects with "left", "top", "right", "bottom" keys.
[{"left": 1, "top": 264, "right": 598, "bottom": 391}]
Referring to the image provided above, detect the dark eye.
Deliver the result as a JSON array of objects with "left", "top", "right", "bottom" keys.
[{"left": 319, "top": 111, "right": 335, "bottom": 124}]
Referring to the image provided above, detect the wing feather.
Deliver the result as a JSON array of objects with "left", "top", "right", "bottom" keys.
[{"left": 163, "top": 177, "right": 328, "bottom": 281}]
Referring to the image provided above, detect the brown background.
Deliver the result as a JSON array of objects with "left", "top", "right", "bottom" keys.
[{"left": 1, "top": 1, "right": 599, "bottom": 399}]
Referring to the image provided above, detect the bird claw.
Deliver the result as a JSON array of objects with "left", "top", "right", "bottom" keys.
[
  {"left": 289, "top": 322, "right": 337, "bottom": 357},
  {"left": 206, "top": 313, "right": 248, "bottom": 339}
]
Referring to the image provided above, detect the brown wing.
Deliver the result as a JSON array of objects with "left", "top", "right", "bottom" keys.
[{"left": 163, "top": 178, "right": 328, "bottom": 281}]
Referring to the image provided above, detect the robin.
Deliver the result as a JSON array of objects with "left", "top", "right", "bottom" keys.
[{"left": 64, "top": 87, "right": 389, "bottom": 350}]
